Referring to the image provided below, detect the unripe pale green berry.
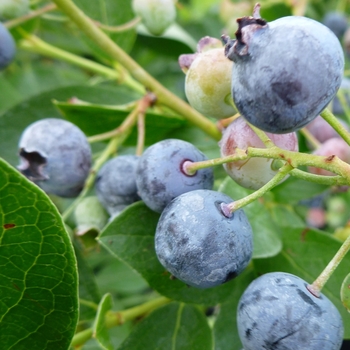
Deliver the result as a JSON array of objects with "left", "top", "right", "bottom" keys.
[
  {"left": 0, "top": 0, "right": 29, "bottom": 20},
  {"left": 184, "top": 47, "right": 235, "bottom": 119},
  {"left": 132, "top": 0, "right": 176, "bottom": 36},
  {"left": 74, "top": 196, "right": 109, "bottom": 236}
]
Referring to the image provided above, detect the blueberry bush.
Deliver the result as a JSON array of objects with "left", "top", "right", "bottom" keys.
[{"left": 1, "top": 0, "right": 350, "bottom": 349}]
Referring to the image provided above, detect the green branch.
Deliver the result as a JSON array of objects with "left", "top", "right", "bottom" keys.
[{"left": 51, "top": 0, "right": 221, "bottom": 140}]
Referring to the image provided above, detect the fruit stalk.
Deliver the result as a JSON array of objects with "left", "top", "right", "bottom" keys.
[
  {"left": 308, "top": 233, "right": 350, "bottom": 296},
  {"left": 321, "top": 108, "right": 350, "bottom": 146},
  {"left": 18, "top": 33, "right": 145, "bottom": 95},
  {"left": 51, "top": 0, "right": 221, "bottom": 140},
  {"left": 225, "top": 162, "right": 293, "bottom": 212}
]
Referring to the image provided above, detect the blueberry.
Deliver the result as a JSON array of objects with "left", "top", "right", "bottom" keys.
[
  {"left": 322, "top": 12, "right": 348, "bottom": 39},
  {"left": 18, "top": 118, "right": 92, "bottom": 197},
  {"left": 0, "top": 21, "right": 16, "bottom": 70},
  {"left": 95, "top": 155, "right": 140, "bottom": 216},
  {"left": 136, "top": 139, "right": 214, "bottom": 213},
  {"left": 132, "top": 0, "right": 176, "bottom": 36},
  {"left": 0, "top": 0, "right": 29, "bottom": 20},
  {"left": 182, "top": 45, "right": 236, "bottom": 119},
  {"left": 237, "top": 272, "right": 344, "bottom": 350},
  {"left": 219, "top": 116, "right": 298, "bottom": 190},
  {"left": 155, "top": 189, "right": 253, "bottom": 289},
  {"left": 224, "top": 7, "right": 344, "bottom": 133}
]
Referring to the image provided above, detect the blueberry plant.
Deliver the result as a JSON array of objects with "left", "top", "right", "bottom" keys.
[{"left": 1, "top": 0, "right": 350, "bottom": 350}]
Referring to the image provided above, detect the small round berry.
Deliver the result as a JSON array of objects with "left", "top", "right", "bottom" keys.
[
  {"left": 74, "top": 196, "right": 109, "bottom": 236},
  {"left": 136, "top": 139, "right": 214, "bottom": 213},
  {"left": 0, "top": 0, "right": 29, "bottom": 20},
  {"left": 305, "top": 115, "right": 348, "bottom": 144},
  {"left": 237, "top": 272, "right": 344, "bottom": 350},
  {"left": 95, "top": 155, "right": 140, "bottom": 216},
  {"left": 183, "top": 46, "right": 235, "bottom": 119},
  {"left": 0, "top": 22, "right": 16, "bottom": 70},
  {"left": 224, "top": 8, "right": 344, "bottom": 133},
  {"left": 132, "top": 0, "right": 176, "bottom": 36},
  {"left": 18, "top": 118, "right": 92, "bottom": 197},
  {"left": 308, "top": 137, "right": 350, "bottom": 176},
  {"left": 322, "top": 11, "right": 348, "bottom": 39},
  {"left": 220, "top": 117, "right": 298, "bottom": 190},
  {"left": 155, "top": 189, "right": 253, "bottom": 288}
]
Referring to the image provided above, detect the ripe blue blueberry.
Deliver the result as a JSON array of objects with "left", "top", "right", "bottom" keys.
[
  {"left": 224, "top": 6, "right": 344, "bottom": 133},
  {"left": 95, "top": 155, "right": 140, "bottom": 216},
  {"left": 0, "top": 21, "right": 16, "bottom": 70},
  {"left": 155, "top": 189, "right": 253, "bottom": 289},
  {"left": 18, "top": 118, "right": 92, "bottom": 197},
  {"left": 322, "top": 12, "right": 348, "bottom": 39},
  {"left": 136, "top": 139, "right": 214, "bottom": 213},
  {"left": 237, "top": 272, "right": 344, "bottom": 350}
]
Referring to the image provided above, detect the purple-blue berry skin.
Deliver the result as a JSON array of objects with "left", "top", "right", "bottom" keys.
[
  {"left": 136, "top": 139, "right": 214, "bottom": 213},
  {"left": 237, "top": 272, "right": 344, "bottom": 350},
  {"left": 225, "top": 15, "right": 344, "bottom": 134},
  {"left": 155, "top": 190, "right": 253, "bottom": 289},
  {"left": 0, "top": 22, "right": 16, "bottom": 70},
  {"left": 323, "top": 12, "right": 348, "bottom": 39},
  {"left": 95, "top": 155, "right": 140, "bottom": 216},
  {"left": 18, "top": 118, "right": 92, "bottom": 198}
]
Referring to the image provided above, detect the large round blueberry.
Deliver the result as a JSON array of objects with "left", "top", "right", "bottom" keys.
[
  {"left": 18, "top": 118, "right": 92, "bottom": 197},
  {"left": 225, "top": 11, "right": 344, "bottom": 134},
  {"left": 237, "top": 272, "right": 344, "bottom": 350},
  {"left": 136, "top": 139, "right": 214, "bottom": 213},
  {"left": 95, "top": 155, "right": 140, "bottom": 215},
  {"left": 155, "top": 189, "right": 253, "bottom": 289},
  {"left": 0, "top": 21, "right": 16, "bottom": 70}
]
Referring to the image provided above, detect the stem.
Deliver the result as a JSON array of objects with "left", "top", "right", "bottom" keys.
[
  {"left": 18, "top": 34, "right": 145, "bottom": 94},
  {"left": 71, "top": 296, "right": 171, "bottom": 347},
  {"left": 308, "top": 234, "right": 350, "bottom": 296},
  {"left": 183, "top": 148, "right": 248, "bottom": 175},
  {"left": 320, "top": 108, "right": 350, "bottom": 146},
  {"left": 62, "top": 108, "right": 139, "bottom": 221},
  {"left": 4, "top": 3, "right": 57, "bottom": 29},
  {"left": 71, "top": 328, "right": 93, "bottom": 347},
  {"left": 290, "top": 169, "right": 348, "bottom": 186},
  {"left": 300, "top": 128, "right": 321, "bottom": 150},
  {"left": 225, "top": 163, "right": 293, "bottom": 212},
  {"left": 105, "top": 296, "right": 171, "bottom": 328},
  {"left": 136, "top": 112, "right": 145, "bottom": 156},
  {"left": 95, "top": 17, "right": 141, "bottom": 33},
  {"left": 79, "top": 299, "right": 99, "bottom": 311},
  {"left": 246, "top": 122, "right": 275, "bottom": 148},
  {"left": 87, "top": 102, "right": 140, "bottom": 143},
  {"left": 51, "top": 0, "right": 221, "bottom": 140},
  {"left": 337, "top": 89, "right": 350, "bottom": 124}
]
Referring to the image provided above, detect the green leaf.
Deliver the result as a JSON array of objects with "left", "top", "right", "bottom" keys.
[
  {"left": 254, "top": 227, "right": 350, "bottom": 338},
  {"left": 93, "top": 293, "right": 113, "bottom": 350},
  {"left": 341, "top": 273, "right": 350, "bottom": 312},
  {"left": 0, "top": 158, "right": 78, "bottom": 349},
  {"left": 98, "top": 201, "right": 241, "bottom": 305},
  {"left": 54, "top": 100, "right": 186, "bottom": 145},
  {"left": 0, "top": 84, "right": 140, "bottom": 166},
  {"left": 213, "top": 267, "right": 256, "bottom": 350},
  {"left": 73, "top": 0, "right": 137, "bottom": 54},
  {"left": 268, "top": 204, "right": 305, "bottom": 229},
  {"left": 118, "top": 302, "right": 213, "bottom": 350},
  {"left": 74, "top": 242, "right": 101, "bottom": 322},
  {"left": 219, "top": 177, "right": 282, "bottom": 258},
  {"left": 271, "top": 177, "right": 328, "bottom": 204}
]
